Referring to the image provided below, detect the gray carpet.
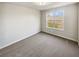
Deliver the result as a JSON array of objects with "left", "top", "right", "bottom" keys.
[{"left": 0, "top": 32, "right": 79, "bottom": 57}]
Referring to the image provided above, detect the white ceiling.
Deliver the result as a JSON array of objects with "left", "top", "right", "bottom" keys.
[{"left": 4, "top": 2, "right": 77, "bottom": 10}]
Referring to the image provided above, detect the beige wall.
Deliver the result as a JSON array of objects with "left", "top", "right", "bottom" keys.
[
  {"left": 0, "top": 4, "right": 5, "bottom": 44},
  {"left": 78, "top": 3, "right": 79, "bottom": 45},
  {"left": 41, "top": 4, "right": 78, "bottom": 42},
  {"left": 0, "top": 3, "right": 40, "bottom": 49}
]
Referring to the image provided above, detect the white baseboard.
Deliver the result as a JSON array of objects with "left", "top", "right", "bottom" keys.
[{"left": 0, "top": 32, "right": 40, "bottom": 49}]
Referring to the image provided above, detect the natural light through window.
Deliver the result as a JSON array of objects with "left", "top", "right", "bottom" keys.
[{"left": 46, "top": 9, "right": 64, "bottom": 30}]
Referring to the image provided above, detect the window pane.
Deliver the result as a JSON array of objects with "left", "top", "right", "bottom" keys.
[
  {"left": 46, "top": 9, "right": 64, "bottom": 30},
  {"left": 48, "top": 20, "right": 55, "bottom": 28},
  {"left": 54, "top": 20, "right": 64, "bottom": 29}
]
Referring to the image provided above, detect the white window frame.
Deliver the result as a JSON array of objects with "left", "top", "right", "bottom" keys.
[{"left": 46, "top": 9, "right": 64, "bottom": 31}]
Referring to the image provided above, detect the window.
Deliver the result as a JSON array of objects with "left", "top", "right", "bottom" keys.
[{"left": 46, "top": 9, "right": 64, "bottom": 30}]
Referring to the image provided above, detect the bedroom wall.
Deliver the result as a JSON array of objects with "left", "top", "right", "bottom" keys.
[
  {"left": 0, "top": 3, "right": 40, "bottom": 49},
  {"left": 77, "top": 3, "right": 79, "bottom": 45},
  {"left": 41, "top": 4, "right": 78, "bottom": 42}
]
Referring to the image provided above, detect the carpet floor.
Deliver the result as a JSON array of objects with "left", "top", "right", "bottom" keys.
[{"left": 0, "top": 32, "right": 79, "bottom": 57}]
